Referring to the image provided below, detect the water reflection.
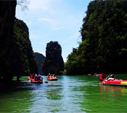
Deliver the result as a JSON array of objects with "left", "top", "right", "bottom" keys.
[
  {"left": 1, "top": 76, "right": 127, "bottom": 113},
  {"left": 79, "top": 79, "right": 127, "bottom": 113},
  {"left": 100, "top": 85, "right": 127, "bottom": 94},
  {"left": 100, "top": 85, "right": 127, "bottom": 99}
]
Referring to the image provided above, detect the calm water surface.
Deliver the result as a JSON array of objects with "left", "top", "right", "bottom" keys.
[{"left": 0, "top": 75, "right": 127, "bottom": 113}]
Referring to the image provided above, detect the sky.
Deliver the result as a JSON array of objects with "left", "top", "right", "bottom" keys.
[{"left": 16, "top": 0, "right": 93, "bottom": 62}]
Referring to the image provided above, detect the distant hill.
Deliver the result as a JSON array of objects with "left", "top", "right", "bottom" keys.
[{"left": 34, "top": 52, "right": 45, "bottom": 74}]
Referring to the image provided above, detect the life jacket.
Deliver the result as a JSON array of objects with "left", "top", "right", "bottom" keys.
[
  {"left": 99, "top": 73, "right": 106, "bottom": 82},
  {"left": 99, "top": 74, "right": 103, "bottom": 80},
  {"left": 102, "top": 73, "right": 106, "bottom": 79}
]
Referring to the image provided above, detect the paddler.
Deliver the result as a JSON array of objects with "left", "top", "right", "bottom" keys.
[
  {"left": 107, "top": 74, "right": 116, "bottom": 81},
  {"left": 99, "top": 72, "right": 106, "bottom": 82}
]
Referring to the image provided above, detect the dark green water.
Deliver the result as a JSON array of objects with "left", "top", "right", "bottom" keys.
[{"left": 0, "top": 75, "right": 127, "bottom": 113}]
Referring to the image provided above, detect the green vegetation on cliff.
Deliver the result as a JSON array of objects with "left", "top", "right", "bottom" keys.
[
  {"left": 0, "top": 1, "right": 37, "bottom": 81},
  {"left": 66, "top": 0, "right": 127, "bottom": 75},
  {"left": 12, "top": 18, "right": 38, "bottom": 77}
]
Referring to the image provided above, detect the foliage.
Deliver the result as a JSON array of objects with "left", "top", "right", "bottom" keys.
[
  {"left": 66, "top": 0, "right": 127, "bottom": 75},
  {"left": 17, "top": 0, "right": 29, "bottom": 11},
  {"left": 12, "top": 18, "right": 38, "bottom": 76}
]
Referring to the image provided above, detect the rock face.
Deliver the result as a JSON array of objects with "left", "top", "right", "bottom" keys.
[
  {"left": 34, "top": 52, "right": 45, "bottom": 74},
  {"left": 42, "top": 41, "right": 64, "bottom": 75},
  {"left": 12, "top": 18, "right": 38, "bottom": 76},
  {"left": 0, "top": 1, "right": 16, "bottom": 80}
]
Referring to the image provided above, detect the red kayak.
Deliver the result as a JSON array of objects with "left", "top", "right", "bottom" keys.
[
  {"left": 27, "top": 74, "right": 43, "bottom": 83},
  {"left": 99, "top": 73, "right": 127, "bottom": 86},
  {"left": 47, "top": 77, "right": 58, "bottom": 81},
  {"left": 100, "top": 79, "right": 127, "bottom": 86},
  {"left": 30, "top": 78, "right": 43, "bottom": 83},
  {"left": 47, "top": 74, "right": 58, "bottom": 81}
]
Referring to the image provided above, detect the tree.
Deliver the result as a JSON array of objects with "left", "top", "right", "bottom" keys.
[{"left": 66, "top": 0, "right": 127, "bottom": 75}]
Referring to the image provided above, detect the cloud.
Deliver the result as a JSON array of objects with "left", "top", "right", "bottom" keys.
[
  {"left": 28, "top": 0, "right": 54, "bottom": 13},
  {"left": 38, "top": 17, "right": 63, "bottom": 30},
  {"left": 24, "top": 0, "right": 84, "bottom": 32},
  {"left": 38, "top": 18, "right": 52, "bottom": 22}
]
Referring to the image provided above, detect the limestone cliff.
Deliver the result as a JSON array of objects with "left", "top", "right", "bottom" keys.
[
  {"left": 66, "top": 0, "right": 127, "bottom": 74},
  {"left": 0, "top": 1, "right": 16, "bottom": 80},
  {"left": 42, "top": 41, "right": 64, "bottom": 75},
  {"left": 12, "top": 18, "right": 38, "bottom": 76}
]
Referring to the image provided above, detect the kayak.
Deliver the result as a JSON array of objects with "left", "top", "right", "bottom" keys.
[
  {"left": 31, "top": 78, "right": 43, "bottom": 83},
  {"left": 100, "top": 80, "right": 127, "bottom": 86},
  {"left": 27, "top": 76, "right": 43, "bottom": 83},
  {"left": 47, "top": 77, "right": 58, "bottom": 81}
]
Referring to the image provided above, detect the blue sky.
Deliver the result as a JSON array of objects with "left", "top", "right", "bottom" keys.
[{"left": 16, "top": 0, "right": 93, "bottom": 62}]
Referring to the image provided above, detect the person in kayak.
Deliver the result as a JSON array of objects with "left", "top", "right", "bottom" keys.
[
  {"left": 107, "top": 74, "right": 117, "bottom": 81},
  {"left": 36, "top": 74, "right": 43, "bottom": 81},
  {"left": 34, "top": 74, "right": 38, "bottom": 81},
  {"left": 52, "top": 74, "right": 56, "bottom": 78},
  {"left": 99, "top": 72, "right": 106, "bottom": 82}
]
